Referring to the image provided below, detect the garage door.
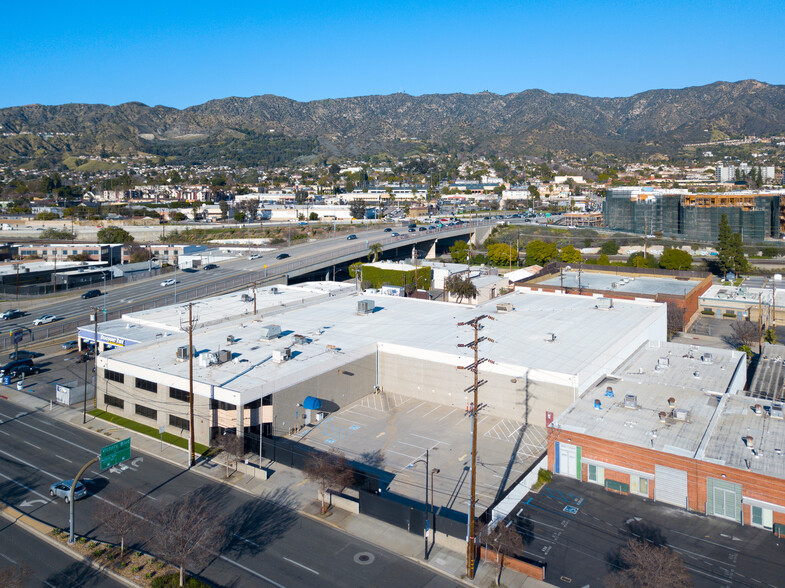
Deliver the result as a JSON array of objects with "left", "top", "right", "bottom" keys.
[
  {"left": 707, "top": 478, "right": 742, "bottom": 523},
  {"left": 556, "top": 442, "right": 580, "bottom": 479},
  {"left": 654, "top": 465, "right": 688, "bottom": 508}
]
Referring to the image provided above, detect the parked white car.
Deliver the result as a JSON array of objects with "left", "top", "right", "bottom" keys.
[
  {"left": 33, "top": 314, "right": 57, "bottom": 325},
  {"left": 160, "top": 279, "right": 176, "bottom": 287}
]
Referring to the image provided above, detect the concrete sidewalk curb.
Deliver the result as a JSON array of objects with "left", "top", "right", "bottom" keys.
[{"left": 0, "top": 503, "right": 138, "bottom": 588}]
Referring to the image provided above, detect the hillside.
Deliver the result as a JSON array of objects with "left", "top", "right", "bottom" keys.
[{"left": 1, "top": 80, "right": 784, "bottom": 165}]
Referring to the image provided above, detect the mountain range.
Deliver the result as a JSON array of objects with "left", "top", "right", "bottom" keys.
[{"left": 1, "top": 79, "right": 784, "bottom": 166}]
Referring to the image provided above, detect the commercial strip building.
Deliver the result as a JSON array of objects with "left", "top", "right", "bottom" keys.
[
  {"left": 603, "top": 187, "right": 785, "bottom": 242},
  {"left": 547, "top": 341, "right": 785, "bottom": 531},
  {"left": 514, "top": 265, "right": 712, "bottom": 329},
  {"left": 699, "top": 282, "right": 785, "bottom": 324}
]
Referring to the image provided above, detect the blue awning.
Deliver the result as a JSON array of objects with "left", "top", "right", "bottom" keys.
[{"left": 303, "top": 396, "right": 322, "bottom": 410}]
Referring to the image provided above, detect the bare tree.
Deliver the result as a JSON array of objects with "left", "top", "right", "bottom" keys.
[
  {"left": 730, "top": 319, "right": 759, "bottom": 349},
  {"left": 605, "top": 539, "right": 692, "bottom": 588},
  {"left": 666, "top": 302, "right": 684, "bottom": 338},
  {"left": 214, "top": 433, "right": 245, "bottom": 479},
  {"left": 481, "top": 521, "right": 524, "bottom": 586},
  {"left": 148, "top": 494, "right": 226, "bottom": 588},
  {"left": 92, "top": 487, "right": 142, "bottom": 557},
  {"left": 244, "top": 198, "right": 260, "bottom": 221},
  {"left": 0, "top": 563, "right": 31, "bottom": 588},
  {"left": 304, "top": 449, "right": 354, "bottom": 514}
]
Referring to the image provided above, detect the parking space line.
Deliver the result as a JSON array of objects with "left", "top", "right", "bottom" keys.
[
  {"left": 422, "top": 405, "right": 441, "bottom": 419},
  {"left": 438, "top": 408, "right": 458, "bottom": 422},
  {"left": 406, "top": 401, "right": 426, "bottom": 414}
]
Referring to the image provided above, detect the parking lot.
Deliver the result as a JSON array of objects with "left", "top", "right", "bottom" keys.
[{"left": 511, "top": 476, "right": 785, "bottom": 588}]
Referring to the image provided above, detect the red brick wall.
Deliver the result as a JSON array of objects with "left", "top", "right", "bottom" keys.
[
  {"left": 480, "top": 546, "right": 545, "bottom": 580},
  {"left": 548, "top": 426, "right": 785, "bottom": 525}
]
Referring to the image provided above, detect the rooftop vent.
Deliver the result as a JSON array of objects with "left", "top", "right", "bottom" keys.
[
  {"left": 259, "top": 324, "right": 281, "bottom": 340},
  {"left": 545, "top": 332, "right": 556, "bottom": 343},
  {"left": 668, "top": 397, "right": 676, "bottom": 407},
  {"left": 270, "top": 286, "right": 279, "bottom": 294},
  {"left": 744, "top": 435, "right": 754, "bottom": 447},
  {"left": 658, "top": 411, "right": 667, "bottom": 423},
  {"left": 227, "top": 335, "right": 235, "bottom": 345},
  {"left": 658, "top": 357, "right": 670, "bottom": 367},
  {"left": 357, "top": 299, "right": 375, "bottom": 314},
  {"left": 674, "top": 408, "right": 688, "bottom": 421},
  {"left": 772, "top": 404, "right": 784, "bottom": 419},
  {"left": 693, "top": 371, "right": 701, "bottom": 379},
  {"left": 753, "top": 404, "right": 763, "bottom": 415},
  {"left": 272, "top": 347, "right": 292, "bottom": 363},
  {"left": 496, "top": 302, "right": 514, "bottom": 313},
  {"left": 605, "top": 386, "right": 615, "bottom": 398},
  {"left": 624, "top": 394, "right": 638, "bottom": 409},
  {"left": 701, "top": 353, "right": 713, "bottom": 364},
  {"left": 594, "top": 399, "right": 602, "bottom": 410}
]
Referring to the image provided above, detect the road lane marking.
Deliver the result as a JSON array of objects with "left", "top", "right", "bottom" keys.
[
  {"left": 283, "top": 557, "right": 319, "bottom": 575},
  {"left": 217, "top": 555, "right": 287, "bottom": 588},
  {"left": 55, "top": 455, "right": 72, "bottom": 463},
  {"left": 233, "top": 533, "right": 259, "bottom": 547},
  {"left": 24, "top": 441, "right": 41, "bottom": 450},
  {"left": 0, "top": 471, "right": 52, "bottom": 502},
  {"left": 0, "top": 410, "right": 95, "bottom": 455}
]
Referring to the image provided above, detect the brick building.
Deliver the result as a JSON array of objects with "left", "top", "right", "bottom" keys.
[{"left": 547, "top": 342, "right": 785, "bottom": 532}]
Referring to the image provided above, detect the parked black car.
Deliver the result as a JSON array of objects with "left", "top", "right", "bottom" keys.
[
  {"left": 0, "top": 358, "right": 34, "bottom": 377},
  {"left": 9, "top": 364, "right": 40, "bottom": 378}
]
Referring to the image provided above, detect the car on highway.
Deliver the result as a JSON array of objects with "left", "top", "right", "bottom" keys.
[
  {"left": 383, "top": 228, "right": 392, "bottom": 232},
  {"left": 9, "top": 363, "right": 40, "bottom": 378},
  {"left": 418, "top": 227, "right": 427, "bottom": 231},
  {"left": 391, "top": 232, "right": 400, "bottom": 237},
  {"left": 8, "top": 350, "right": 41, "bottom": 361},
  {"left": 203, "top": 264, "right": 218, "bottom": 270},
  {"left": 61, "top": 341, "right": 78, "bottom": 351},
  {"left": 249, "top": 254, "right": 261, "bottom": 260},
  {"left": 81, "top": 289, "right": 101, "bottom": 299},
  {"left": 346, "top": 234, "right": 358, "bottom": 240},
  {"left": 49, "top": 480, "right": 86, "bottom": 503},
  {"left": 275, "top": 253, "right": 290, "bottom": 260},
  {"left": 33, "top": 315, "right": 57, "bottom": 325},
  {"left": 0, "top": 359, "right": 34, "bottom": 377},
  {"left": 160, "top": 279, "right": 176, "bottom": 287},
  {"left": 1, "top": 309, "right": 23, "bottom": 320},
  {"left": 408, "top": 228, "right": 416, "bottom": 232}
]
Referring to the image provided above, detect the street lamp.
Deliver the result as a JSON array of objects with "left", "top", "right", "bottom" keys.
[
  {"left": 102, "top": 273, "right": 107, "bottom": 322},
  {"left": 409, "top": 449, "right": 434, "bottom": 560}
]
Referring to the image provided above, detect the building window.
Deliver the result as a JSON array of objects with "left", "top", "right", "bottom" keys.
[
  {"left": 104, "top": 369, "right": 124, "bottom": 384},
  {"left": 169, "top": 415, "right": 189, "bottom": 430},
  {"left": 135, "top": 404, "right": 157, "bottom": 420},
  {"left": 587, "top": 464, "right": 604, "bottom": 485},
  {"left": 638, "top": 477, "right": 648, "bottom": 496},
  {"left": 135, "top": 378, "right": 157, "bottom": 393},
  {"left": 751, "top": 505, "right": 773, "bottom": 529},
  {"left": 104, "top": 394, "right": 124, "bottom": 409},
  {"left": 169, "top": 387, "right": 190, "bottom": 402},
  {"left": 210, "top": 399, "right": 237, "bottom": 411}
]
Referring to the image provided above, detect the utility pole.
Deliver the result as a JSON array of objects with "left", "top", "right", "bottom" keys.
[
  {"left": 87, "top": 307, "right": 100, "bottom": 423},
  {"left": 180, "top": 303, "right": 199, "bottom": 467},
  {"left": 758, "top": 292, "right": 763, "bottom": 354},
  {"left": 457, "top": 315, "right": 494, "bottom": 579},
  {"left": 13, "top": 262, "right": 21, "bottom": 301}
]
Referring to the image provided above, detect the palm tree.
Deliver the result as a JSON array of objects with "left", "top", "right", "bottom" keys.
[{"left": 368, "top": 243, "right": 383, "bottom": 263}]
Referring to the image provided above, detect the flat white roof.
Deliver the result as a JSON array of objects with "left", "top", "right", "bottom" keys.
[
  {"left": 539, "top": 270, "right": 700, "bottom": 297},
  {"left": 99, "top": 287, "right": 666, "bottom": 405}
]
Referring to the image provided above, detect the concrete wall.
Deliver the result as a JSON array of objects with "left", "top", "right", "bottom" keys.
[
  {"left": 272, "top": 354, "right": 377, "bottom": 434},
  {"left": 378, "top": 352, "right": 575, "bottom": 427}
]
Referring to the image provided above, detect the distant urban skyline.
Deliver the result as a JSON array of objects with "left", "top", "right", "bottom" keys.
[{"left": 2, "top": 0, "right": 783, "bottom": 109}]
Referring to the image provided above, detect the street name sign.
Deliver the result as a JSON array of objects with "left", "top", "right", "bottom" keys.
[{"left": 100, "top": 438, "right": 131, "bottom": 470}]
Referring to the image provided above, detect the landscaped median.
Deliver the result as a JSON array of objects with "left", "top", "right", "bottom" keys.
[
  {"left": 88, "top": 409, "right": 212, "bottom": 456},
  {"left": 48, "top": 528, "right": 210, "bottom": 587}
]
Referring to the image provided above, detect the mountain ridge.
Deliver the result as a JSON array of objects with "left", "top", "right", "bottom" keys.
[{"left": 1, "top": 80, "right": 784, "bottom": 165}]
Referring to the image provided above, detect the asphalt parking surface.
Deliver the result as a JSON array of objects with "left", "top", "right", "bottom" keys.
[{"left": 511, "top": 476, "right": 785, "bottom": 588}]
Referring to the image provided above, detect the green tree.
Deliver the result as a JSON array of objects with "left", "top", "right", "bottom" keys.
[
  {"left": 368, "top": 243, "right": 383, "bottom": 262},
  {"left": 560, "top": 244, "right": 582, "bottom": 263},
  {"left": 487, "top": 243, "right": 518, "bottom": 266},
  {"left": 525, "top": 240, "right": 559, "bottom": 265},
  {"left": 659, "top": 248, "right": 693, "bottom": 270},
  {"left": 234, "top": 211, "right": 246, "bottom": 223},
  {"left": 450, "top": 240, "right": 470, "bottom": 263},
  {"left": 599, "top": 240, "right": 620, "bottom": 256},
  {"left": 97, "top": 226, "right": 133, "bottom": 244},
  {"left": 218, "top": 200, "right": 229, "bottom": 220},
  {"left": 444, "top": 274, "right": 478, "bottom": 303},
  {"left": 731, "top": 233, "right": 749, "bottom": 273},
  {"left": 309, "top": 212, "right": 319, "bottom": 221},
  {"left": 349, "top": 200, "right": 366, "bottom": 220},
  {"left": 716, "top": 213, "right": 733, "bottom": 275},
  {"left": 626, "top": 251, "right": 658, "bottom": 268},
  {"left": 597, "top": 253, "right": 610, "bottom": 265},
  {"left": 348, "top": 262, "right": 363, "bottom": 279}
]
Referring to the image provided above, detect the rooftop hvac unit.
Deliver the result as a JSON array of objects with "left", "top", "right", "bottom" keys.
[
  {"left": 674, "top": 408, "right": 688, "bottom": 421},
  {"left": 216, "top": 349, "right": 232, "bottom": 363},
  {"left": 496, "top": 302, "right": 514, "bottom": 313},
  {"left": 227, "top": 335, "right": 235, "bottom": 345},
  {"left": 293, "top": 334, "right": 309, "bottom": 345},
  {"left": 701, "top": 353, "right": 713, "bottom": 364},
  {"left": 658, "top": 357, "right": 670, "bottom": 367},
  {"left": 357, "top": 299, "right": 375, "bottom": 314},
  {"left": 176, "top": 345, "right": 195, "bottom": 360},
  {"left": 270, "top": 286, "right": 279, "bottom": 294},
  {"left": 544, "top": 332, "right": 556, "bottom": 343},
  {"left": 624, "top": 394, "right": 638, "bottom": 409},
  {"left": 199, "top": 352, "right": 219, "bottom": 367},
  {"left": 241, "top": 293, "right": 253, "bottom": 302},
  {"left": 272, "top": 347, "right": 292, "bottom": 363},
  {"left": 259, "top": 324, "right": 281, "bottom": 340},
  {"left": 772, "top": 404, "right": 784, "bottom": 419}
]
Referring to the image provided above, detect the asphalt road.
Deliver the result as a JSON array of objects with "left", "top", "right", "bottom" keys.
[
  {"left": 0, "top": 397, "right": 460, "bottom": 588},
  {"left": 0, "top": 520, "right": 125, "bottom": 588}
]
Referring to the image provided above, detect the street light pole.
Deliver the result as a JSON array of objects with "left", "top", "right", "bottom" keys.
[{"left": 102, "top": 274, "right": 107, "bottom": 322}]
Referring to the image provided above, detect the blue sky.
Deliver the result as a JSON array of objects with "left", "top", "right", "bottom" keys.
[{"left": 1, "top": 0, "right": 782, "bottom": 109}]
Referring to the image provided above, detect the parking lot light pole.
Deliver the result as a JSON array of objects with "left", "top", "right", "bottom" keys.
[{"left": 409, "top": 449, "right": 430, "bottom": 560}]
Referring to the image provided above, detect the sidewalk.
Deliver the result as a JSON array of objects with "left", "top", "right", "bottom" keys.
[{"left": 4, "top": 386, "right": 551, "bottom": 588}]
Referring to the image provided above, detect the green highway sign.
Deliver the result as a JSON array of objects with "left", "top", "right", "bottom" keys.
[{"left": 100, "top": 438, "right": 131, "bottom": 470}]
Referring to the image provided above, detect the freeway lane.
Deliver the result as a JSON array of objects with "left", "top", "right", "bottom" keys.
[
  {"left": 0, "top": 520, "right": 125, "bottom": 587},
  {"left": 0, "top": 399, "right": 460, "bottom": 588}
]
